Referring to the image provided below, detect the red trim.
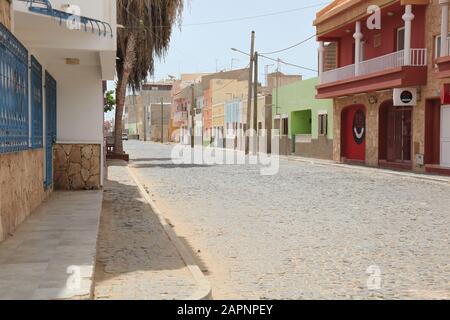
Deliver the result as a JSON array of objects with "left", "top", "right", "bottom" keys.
[
  {"left": 425, "top": 99, "right": 441, "bottom": 165},
  {"left": 342, "top": 158, "right": 365, "bottom": 165},
  {"left": 425, "top": 165, "right": 450, "bottom": 176},
  {"left": 378, "top": 160, "right": 413, "bottom": 171},
  {"left": 316, "top": 66, "right": 427, "bottom": 99}
]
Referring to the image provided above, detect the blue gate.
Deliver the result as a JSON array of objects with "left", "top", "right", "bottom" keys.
[
  {"left": 45, "top": 71, "right": 57, "bottom": 189},
  {"left": 0, "top": 23, "right": 29, "bottom": 154},
  {"left": 31, "top": 55, "right": 43, "bottom": 149}
]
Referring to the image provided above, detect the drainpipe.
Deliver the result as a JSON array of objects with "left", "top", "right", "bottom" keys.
[
  {"left": 318, "top": 41, "right": 325, "bottom": 83},
  {"left": 353, "top": 21, "right": 363, "bottom": 76},
  {"left": 440, "top": 0, "right": 450, "bottom": 57},
  {"left": 403, "top": 5, "right": 415, "bottom": 65}
]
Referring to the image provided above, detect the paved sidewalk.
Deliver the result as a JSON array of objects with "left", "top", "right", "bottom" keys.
[
  {"left": 0, "top": 191, "right": 102, "bottom": 300},
  {"left": 94, "top": 161, "right": 210, "bottom": 300},
  {"left": 282, "top": 155, "right": 450, "bottom": 184}
]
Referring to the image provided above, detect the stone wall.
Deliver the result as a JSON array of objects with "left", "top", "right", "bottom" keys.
[
  {"left": 54, "top": 144, "right": 101, "bottom": 190},
  {"left": 0, "top": 0, "right": 11, "bottom": 30},
  {"left": 0, "top": 149, "right": 49, "bottom": 242}
]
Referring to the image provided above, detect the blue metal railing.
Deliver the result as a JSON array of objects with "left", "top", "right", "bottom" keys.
[
  {"left": 0, "top": 23, "right": 29, "bottom": 154},
  {"left": 45, "top": 71, "right": 57, "bottom": 189},
  {"left": 25, "top": 0, "right": 113, "bottom": 38},
  {"left": 31, "top": 55, "right": 43, "bottom": 149}
]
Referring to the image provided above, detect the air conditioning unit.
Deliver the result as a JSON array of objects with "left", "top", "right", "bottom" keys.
[{"left": 393, "top": 88, "right": 417, "bottom": 106}]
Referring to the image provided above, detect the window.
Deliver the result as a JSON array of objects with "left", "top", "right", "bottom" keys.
[
  {"left": 396, "top": 27, "right": 405, "bottom": 51},
  {"left": 435, "top": 34, "right": 450, "bottom": 58},
  {"left": 318, "top": 114, "right": 328, "bottom": 136},
  {"left": 282, "top": 117, "right": 289, "bottom": 136}
]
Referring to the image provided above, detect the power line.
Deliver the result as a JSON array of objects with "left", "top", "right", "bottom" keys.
[
  {"left": 182, "top": 2, "right": 331, "bottom": 27},
  {"left": 260, "top": 34, "right": 316, "bottom": 55},
  {"left": 121, "top": 1, "right": 330, "bottom": 28},
  {"left": 258, "top": 54, "right": 318, "bottom": 73}
]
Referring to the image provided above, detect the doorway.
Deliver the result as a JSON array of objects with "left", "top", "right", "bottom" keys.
[
  {"left": 341, "top": 105, "right": 366, "bottom": 161},
  {"left": 441, "top": 105, "right": 450, "bottom": 167},
  {"left": 379, "top": 100, "right": 412, "bottom": 164}
]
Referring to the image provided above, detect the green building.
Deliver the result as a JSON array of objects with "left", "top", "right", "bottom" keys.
[{"left": 272, "top": 77, "right": 334, "bottom": 159}]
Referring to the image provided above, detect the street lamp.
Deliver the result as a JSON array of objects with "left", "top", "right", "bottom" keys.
[{"left": 231, "top": 48, "right": 250, "bottom": 56}]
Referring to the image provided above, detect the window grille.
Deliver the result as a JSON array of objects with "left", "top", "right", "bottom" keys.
[
  {"left": 0, "top": 23, "right": 29, "bottom": 153},
  {"left": 31, "top": 55, "right": 43, "bottom": 149}
]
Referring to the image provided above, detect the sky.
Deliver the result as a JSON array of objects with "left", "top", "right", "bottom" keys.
[
  {"left": 153, "top": 0, "right": 331, "bottom": 81},
  {"left": 106, "top": 0, "right": 332, "bottom": 120}
]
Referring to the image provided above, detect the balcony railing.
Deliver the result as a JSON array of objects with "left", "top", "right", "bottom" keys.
[{"left": 320, "top": 49, "right": 427, "bottom": 85}]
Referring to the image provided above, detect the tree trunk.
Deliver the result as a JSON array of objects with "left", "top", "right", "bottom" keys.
[{"left": 114, "top": 33, "right": 136, "bottom": 154}]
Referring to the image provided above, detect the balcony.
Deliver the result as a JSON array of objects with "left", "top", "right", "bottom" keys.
[
  {"left": 436, "top": 38, "right": 450, "bottom": 78},
  {"left": 317, "top": 49, "right": 428, "bottom": 99}
]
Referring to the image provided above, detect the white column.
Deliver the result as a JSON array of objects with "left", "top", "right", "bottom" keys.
[
  {"left": 353, "top": 21, "right": 363, "bottom": 76},
  {"left": 318, "top": 41, "right": 325, "bottom": 83},
  {"left": 440, "top": 1, "right": 450, "bottom": 57},
  {"left": 403, "top": 5, "right": 415, "bottom": 65}
]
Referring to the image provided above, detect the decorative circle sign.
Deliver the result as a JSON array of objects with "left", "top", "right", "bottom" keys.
[
  {"left": 352, "top": 109, "right": 366, "bottom": 145},
  {"left": 400, "top": 90, "right": 413, "bottom": 104}
]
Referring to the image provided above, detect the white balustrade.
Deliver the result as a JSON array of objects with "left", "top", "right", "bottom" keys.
[{"left": 320, "top": 48, "right": 427, "bottom": 85}]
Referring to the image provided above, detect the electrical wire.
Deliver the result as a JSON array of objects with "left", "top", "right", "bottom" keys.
[
  {"left": 258, "top": 54, "right": 318, "bottom": 73},
  {"left": 182, "top": 2, "right": 331, "bottom": 27},
  {"left": 260, "top": 34, "right": 316, "bottom": 55}
]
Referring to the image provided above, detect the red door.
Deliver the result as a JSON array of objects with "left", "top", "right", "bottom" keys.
[{"left": 342, "top": 105, "right": 366, "bottom": 161}]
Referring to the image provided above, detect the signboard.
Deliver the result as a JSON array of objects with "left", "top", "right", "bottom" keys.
[{"left": 393, "top": 88, "right": 417, "bottom": 106}]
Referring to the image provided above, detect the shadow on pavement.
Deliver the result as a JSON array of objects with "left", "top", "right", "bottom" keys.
[{"left": 93, "top": 162, "right": 210, "bottom": 299}]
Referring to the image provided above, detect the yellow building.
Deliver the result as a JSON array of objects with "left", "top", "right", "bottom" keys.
[{"left": 210, "top": 78, "right": 248, "bottom": 141}]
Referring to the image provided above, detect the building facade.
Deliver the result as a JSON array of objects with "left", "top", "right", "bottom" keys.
[
  {"left": 0, "top": 0, "right": 116, "bottom": 241},
  {"left": 315, "top": 0, "right": 450, "bottom": 174},
  {"left": 123, "top": 83, "right": 172, "bottom": 140},
  {"left": 273, "top": 78, "right": 334, "bottom": 159}
]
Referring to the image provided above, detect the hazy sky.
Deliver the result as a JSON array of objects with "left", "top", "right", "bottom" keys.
[
  {"left": 106, "top": 0, "right": 331, "bottom": 120},
  {"left": 153, "top": 0, "right": 331, "bottom": 81}
]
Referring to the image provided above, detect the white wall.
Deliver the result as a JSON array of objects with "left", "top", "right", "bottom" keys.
[{"left": 46, "top": 64, "right": 103, "bottom": 143}]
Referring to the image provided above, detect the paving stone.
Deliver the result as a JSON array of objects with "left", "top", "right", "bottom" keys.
[
  {"left": 125, "top": 141, "right": 450, "bottom": 300},
  {"left": 93, "top": 163, "right": 201, "bottom": 300}
]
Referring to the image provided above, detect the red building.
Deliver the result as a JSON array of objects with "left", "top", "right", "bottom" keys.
[{"left": 315, "top": 0, "right": 450, "bottom": 175}]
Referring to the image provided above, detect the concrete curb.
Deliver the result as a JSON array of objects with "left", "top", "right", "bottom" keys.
[
  {"left": 128, "top": 166, "right": 213, "bottom": 301},
  {"left": 279, "top": 155, "right": 450, "bottom": 185}
]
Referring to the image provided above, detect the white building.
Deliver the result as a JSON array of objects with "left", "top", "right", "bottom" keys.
[{"left": 0, "top": 0, "right": 116, "bottom": 241}]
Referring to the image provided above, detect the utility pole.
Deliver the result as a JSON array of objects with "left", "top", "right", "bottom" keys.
[
  {"left": 246, "top": 31, "right": 255, "bottom": 154},
  {"left": 161, "top": 98, "right": 164, "bottom": 143},
  {"left": 276, "top": 58, "right": 281, "bottom": 117},
  {"left": 253, "top": 52, "right": 259, "bottom": 137},
  {"left": 143, "top": 104, "right": 147, "bottom": 142},
  {"left": 191, "top": 84, "right": 195, "bottom": 148}
]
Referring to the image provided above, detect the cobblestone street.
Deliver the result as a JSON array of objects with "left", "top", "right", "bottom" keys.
[{"left": 126, "top": 141, "right": 450, "bottom": 300}]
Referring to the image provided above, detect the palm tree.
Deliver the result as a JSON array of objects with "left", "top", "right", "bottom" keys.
[{"left": 115, "top": 0, "right": 184, "bottom": 154}]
